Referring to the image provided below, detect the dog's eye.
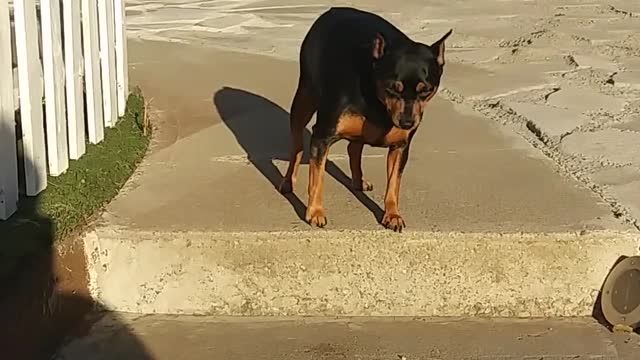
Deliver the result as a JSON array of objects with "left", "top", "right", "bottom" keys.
[
  {"left": 416, "top": 82, "right": 433, "bottom": 98},
  {"left": 385, "top": 87, "right": 401, "bottom": 97},
  {"left": 418, "top": 90, "right": 432, "bottom": 100},
  {"left": 385, "top": 81, "right": 403, "bottom": 96}
]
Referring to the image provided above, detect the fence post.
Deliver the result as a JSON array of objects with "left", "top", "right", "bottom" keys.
[
  {"left": 98, "top": 0, "right": 118, "bottom": 128},
  {"left": 82, "top": 0, "right": 105, "bottom": 144},
  {"left": 63, "top": 0, "right": 86, "bottom": 159},
  {"left": 0, "top": 0, "right": 18, "bottom": 220},
  {"left": 114, "top": 0, "right": 129, "bottom": 117},
  {"left": 14, "top": 0, "right": 48, "bottom": 195},
  {"left": 41, "top": 0, "right": 69, "bottom": 176}
]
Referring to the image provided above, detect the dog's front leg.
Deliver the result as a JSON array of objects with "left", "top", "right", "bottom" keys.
[
  {"left": 382, "top": 145, "right": 407, "bottom": 232},
  {"left": 306, "top": 135, "right": 332, "bottom": 227}
]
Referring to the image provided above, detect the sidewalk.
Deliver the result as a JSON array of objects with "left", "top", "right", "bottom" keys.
[
  {"left": 75, "top": 39, "right": 638, "bottom": 319},
  {"left": 124, "top": 0, "right": 640, "bottom": 226},
  {"left": 56, "top": 316, "right": 640, "bottom": 359},
  {"left": 77, "top": 1, "right": 640, "bottom": 319},
  {"left": 113, "top": 40, "right": 624, "bottom": 233},
  {"left": 57, "top": 0, "right": 640, "bottom": 357}
]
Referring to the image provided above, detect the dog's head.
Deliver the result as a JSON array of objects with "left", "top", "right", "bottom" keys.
[{"left": 371, "top": 29, "right": 452, "bottom": 130}]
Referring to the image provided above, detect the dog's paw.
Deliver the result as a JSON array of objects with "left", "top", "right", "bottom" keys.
[
  {"left": 278, "top": 178, "right": 294, "bottom": 194},
  {"left": 305, "top": 207, "right": 327, "bottom": 228},
  {"left": 382, "top": 212, "right": 405, "bottom": 232},
  {"left": 352, "top": 179, "right": 374, "bottom": 192}
]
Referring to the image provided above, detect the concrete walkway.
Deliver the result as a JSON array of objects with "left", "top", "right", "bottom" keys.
[
  {"left": 115, "top": 40, "right": 623, "bottom": 233},
  {"left": 79, "top": 37, "right": 640, "bottom": 318},
  {"left": 56, "top": 316, "right": 640, "bottom": 359},
  {"left": 123, "top": 0, "right": 640, "bottom": 225},
  {"left": 64, "top": 0, "right": 640, "bottom": 353},
  {"left": 59, "top": 0, "right": 640, "bottom": 360},
  {"left": 80, "top": 0, "right": 640, "bottom": 315}
]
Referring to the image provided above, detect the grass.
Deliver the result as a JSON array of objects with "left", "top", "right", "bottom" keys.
[{"left": 0, "top": 87, "right": 151, "bottom": 283}]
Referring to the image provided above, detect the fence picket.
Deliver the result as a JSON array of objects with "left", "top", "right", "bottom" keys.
[
  {"left": 114, "top": 0, "right": 129, "bottom": 117},
  {"left": 82, "top": 0, "right": 105, "bottom": 144},
  {"left": 98, "top": 0, "right": 118, "bottom": 127},
  {"left": 63, "top": 0, "right": 86, "bottom": 160},
  {"left": 14, "top": 0, "right": 48, "bottom": 195},
  {"left": 41, "top": 0, "right": 69, "bottom": 176},
  {"left": 0, "top": 0, "right": 18, "bottom": 220},
  {"left": 3, "top": 0, "right": 128, "bottom": 216}
]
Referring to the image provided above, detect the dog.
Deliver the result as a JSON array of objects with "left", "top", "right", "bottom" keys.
[{"left": 278, "top": 7, "right": 452, "bottom": 232}]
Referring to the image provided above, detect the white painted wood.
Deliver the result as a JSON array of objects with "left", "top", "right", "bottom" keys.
[
  {"left": 0, "top": 0, "right": 18, "bottom": 219},
  {"left": 114, "top": 0, "right": 129, "bottom": 117},
  {"left": 13, "top": 68, "right": 20, "bottom": 111},
  {"left": 41, "top": 0, "right": 69, "bottom": 176},
  {"left": 81, "top": 0, "right": 105, "bottom": 144},
  {"left": 14, "top": 0, "right": 48, "bottom": 195},
  {"left": 63, "top": 0, "right": 86, "bottom": 159},
  {"left": 98, "top": 0, "right": 118, "bottom": 127}
]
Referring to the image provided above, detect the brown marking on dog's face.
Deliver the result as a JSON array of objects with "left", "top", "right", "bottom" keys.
[
  {"left": 376, "top": 80, "right": 405, "bottom": 126},
  {"left": 371, "top": 31, "right": 452, "bottom": 130},
  {"left": 375, "top": 79, "right": 438, "bottom": 131}
]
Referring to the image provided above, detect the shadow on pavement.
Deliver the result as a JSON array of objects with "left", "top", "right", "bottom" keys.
[
  {"left": 0, "top": 120, "right": 153, "bottom": 359},
  {"left": 212, "top": 86, "right": 384, "bottom": 223}
]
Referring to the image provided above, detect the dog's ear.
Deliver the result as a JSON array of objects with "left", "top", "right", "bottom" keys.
[
  {"left": 372, "top": 32, "right": 386, "bottom": 59},
  {"left": 431, "top": 29, "right": 452, "bottom": 66}
]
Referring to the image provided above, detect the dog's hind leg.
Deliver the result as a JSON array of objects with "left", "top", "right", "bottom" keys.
[
  {"left": 347, "top": 141, "right": 373, "bottom": 191},
  {"left": 278, "top": 76, "right": 317, "bottom": 194}
]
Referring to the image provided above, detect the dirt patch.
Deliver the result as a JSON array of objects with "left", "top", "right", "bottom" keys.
[{"left": 0, "top": 232, "right": 93, "bottom": 360}]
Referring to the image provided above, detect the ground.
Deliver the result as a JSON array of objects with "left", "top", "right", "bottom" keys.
[
  {"left": 55, "top": 317, "right": 640, "bottom": 359},
  {"left": 124, "top": 0, "right": 640, "bottom": 227},
  {"left": 55, "top": 0, "right": 640, "bottom": 358}
]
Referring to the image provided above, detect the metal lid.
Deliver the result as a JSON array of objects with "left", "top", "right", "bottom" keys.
[{"left": 601, "top": 255, "right": 640, "bottom": 330}]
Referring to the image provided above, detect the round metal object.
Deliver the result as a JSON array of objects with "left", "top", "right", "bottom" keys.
[{"left": 601, "top": 256, "right": 640, "bottom": 330}]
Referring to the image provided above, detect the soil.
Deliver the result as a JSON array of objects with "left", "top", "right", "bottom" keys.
[{"left": 0, "top": 230, "right": 94, "bottom": 360}]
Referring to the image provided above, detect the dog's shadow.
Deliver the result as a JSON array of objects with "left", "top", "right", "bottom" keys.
[{"left": 213, "top": 86, "right": 383, "bottom": 223}]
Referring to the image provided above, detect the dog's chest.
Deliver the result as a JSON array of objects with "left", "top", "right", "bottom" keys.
[{"left": 335, "top": 112, "right": 410, "bottom": 147}]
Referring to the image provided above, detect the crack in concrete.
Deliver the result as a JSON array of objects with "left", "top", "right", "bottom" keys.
[
  {"left": 438, "top": 88, "right": 640, "bottom": 232},
  {"left": 603, "top": 4, "right": 637, "bottom": 18}
]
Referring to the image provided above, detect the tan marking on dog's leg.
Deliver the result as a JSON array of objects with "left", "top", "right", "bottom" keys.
[
  {"left": 382, "top": 146, "right": 406, "bottom": 232},
  {"left": 305, "top": 141, "right": 330, "bottom": 227}
]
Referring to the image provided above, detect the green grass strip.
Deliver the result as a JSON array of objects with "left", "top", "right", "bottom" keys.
[{"left": 0, "top": 87, "right": 150, "bottom": 282}]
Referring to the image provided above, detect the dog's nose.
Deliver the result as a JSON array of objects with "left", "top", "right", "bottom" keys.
[{"left": 399, "top": 118, "right": 415, "bottom": 130}]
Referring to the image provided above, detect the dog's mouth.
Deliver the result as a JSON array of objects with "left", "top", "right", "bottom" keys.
[
  {"left": 397, "top": 122, "right": 416, "bottom": 130},
  {"left": 392, "top": 116, "right": 419, "bottom": 130}
]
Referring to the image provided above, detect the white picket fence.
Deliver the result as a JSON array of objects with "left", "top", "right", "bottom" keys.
[{"left": 0, "top": 0, "right": 128, "bottom": 220}]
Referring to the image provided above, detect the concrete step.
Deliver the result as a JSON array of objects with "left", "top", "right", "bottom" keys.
[
  {"left": 77, "top": 41, "right": 640, "bottom": 318},
  {"left": 56, "top": 315, "right": 640, "bottom": 359},
  {"left": 84, "top": 228, "right": 638, "bottom": 317}
]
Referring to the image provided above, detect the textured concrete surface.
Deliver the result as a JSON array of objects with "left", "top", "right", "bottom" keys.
[
  {"left": 56, "top": 315, "right": 640, "bottom": 360},
  {"left": 83, "top": 229, "right": 638, "bottom": 317},
  {"left": 506, "top": 102, "right": 588, "bottom": 139},
  {"left": 122, "top": 0, "right": 640, "bottom": 229},
  {"left": 76, "top": 0, "right": 640, "bottom": 318},
  {"left": 115, "top": 41, "right": 624, "bottom": 234}
]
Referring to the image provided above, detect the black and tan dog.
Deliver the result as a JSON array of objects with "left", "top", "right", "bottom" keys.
[{"left": 278, "top": 7, "right": 452, "bottom": 232}]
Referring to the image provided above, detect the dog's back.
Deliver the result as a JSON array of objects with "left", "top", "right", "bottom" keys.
[{"left": 298, "top": 7, "right": 412, "bottom": 99}]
